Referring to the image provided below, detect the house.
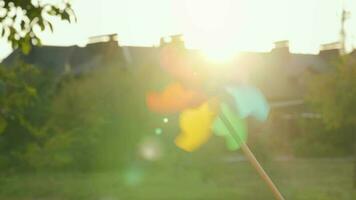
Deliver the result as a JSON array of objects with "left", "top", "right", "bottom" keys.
[{"left": 1, "top": 33, "right": 342, "bottom": 106}]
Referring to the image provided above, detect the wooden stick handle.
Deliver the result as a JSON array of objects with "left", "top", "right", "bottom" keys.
[
  {"left": 219, "top": 114, "right": 285, "bottom": 200},
  {"left": 240, "top": 143, "right": 285, "bottom": 200}
]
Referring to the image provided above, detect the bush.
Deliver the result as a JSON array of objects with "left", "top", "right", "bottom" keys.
[{"left": 45, "top": 64, "right": 161, "bottom": 171}]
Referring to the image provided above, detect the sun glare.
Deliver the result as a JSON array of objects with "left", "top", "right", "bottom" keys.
[
  {"left": 180, "top": 0, "right": 277, "bottom": 61},
  {"left": 201, "top": 48, "right": 237, "bottom": 63}
]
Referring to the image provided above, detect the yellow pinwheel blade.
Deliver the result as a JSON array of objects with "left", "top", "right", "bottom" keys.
[{"left": 175, "top": 102, "right": 217, "bottom": 152}]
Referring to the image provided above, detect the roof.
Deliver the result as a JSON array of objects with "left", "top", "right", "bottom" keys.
[{"left": 1, "top": 39, "right": 341, "bottom": 101}]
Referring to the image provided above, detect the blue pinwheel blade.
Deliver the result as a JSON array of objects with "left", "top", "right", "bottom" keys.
[{"left": 225, "top": 85, "right": 269, "bottom": 121}]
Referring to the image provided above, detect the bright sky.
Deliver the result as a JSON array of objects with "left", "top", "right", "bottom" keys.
[{"left": 1, "top": 0, "right": 356, "bottom": 60}]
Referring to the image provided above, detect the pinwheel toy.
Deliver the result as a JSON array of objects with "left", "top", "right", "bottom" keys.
[{"left": 146, "top": 45, "right": 284, "bottom": 200}]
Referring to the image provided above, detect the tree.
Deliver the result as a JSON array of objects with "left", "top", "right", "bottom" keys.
[
  {"left": 0, "top": 61, "right": 38, "bottom": 133},
  {"left": 306, "top": 55, "right": 356, "bottom": 187},
  {"left": 47, "top": 65, "right": 149, "bottom": 170},
  {"left": 0, "top": 61, "right": 49, "bottom": 169},
  {"left": 0, "top": 0, "right": 75, "bottom": 54}
]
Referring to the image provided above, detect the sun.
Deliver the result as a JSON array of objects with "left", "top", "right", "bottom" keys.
[
  {"left": 180, "top": 0, "right": 274, "bottom": 62},
  {"left": 201, "top": 48, "right": 237, "bottom": 63},
  {"left": 180, "top": 0, "right": 241, "bottom": 62}
]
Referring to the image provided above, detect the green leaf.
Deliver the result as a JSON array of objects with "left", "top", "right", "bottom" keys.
[
  {"left": 20, "top": 20, "right": 26, "bottom": 30},
  {"left": 1, "top": 27, "right": 5, "bottom": 37},
  {"left": 21, "top": 42, "right": 31, "bottom": 55},
  {"left": 26, "top": 86, "right": 37, "bottom": 97},
  {"left": 39, "top": 20, "right": 45, "bottom": 31},
  {"left": 0, "top": 116, "right": 7, "bottom": 134},
  {"left": 0, "top": 80, "right": 6, "bottom": 97},
  {"left": 47, "top": 22, "right": 53, "bottom": 32}
]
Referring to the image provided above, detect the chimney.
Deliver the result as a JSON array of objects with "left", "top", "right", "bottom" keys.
[
  {"left": 271, "top": 40, "right": 290, "bottom": 62},
  {"left": 320, "top": 42, "right": 340, "bottom": 51},
  {"left": 88, "top": 33, "right": 118, "bottom": 44},
  {"left": 160, "top": 34, "right": 185, "bottom": 48},
  {"left": 319, "top": 42, "right": 340, "bottom": 62},
  {"left": 273, "top": 40, "right": 289, "bottom": 51}
]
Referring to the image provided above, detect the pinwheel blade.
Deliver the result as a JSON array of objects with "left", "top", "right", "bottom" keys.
[
  {"left": 175, "top": 101, "right": 217, "bottom": 152},
  {"left": 213, "top": 103, "right": 247, "bottom": 150},
  {"left": 225, "top": 85, "right": 269, "bottom": 121},
  {"left": 146, "top": 82, "right": 205, "bottom": 114}
]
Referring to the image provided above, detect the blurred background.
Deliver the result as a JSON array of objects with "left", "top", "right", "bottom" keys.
[{"left": 0, "top": 0, "right": 356, "bottom": 199}]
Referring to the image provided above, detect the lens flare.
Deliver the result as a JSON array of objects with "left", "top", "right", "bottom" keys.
[
  {"left": 163, "top": 117, "right": 169, "bottom": 123},
  {"left": 122, "top": 166, "right": 143, "bottom": 187},
  {"left": 155, "top": 128, "right": 163, "bottom": 135},
  {"left": 202, "top": 48, "right": 236, "bottom": 63},
  {"left": 138, "top": 137, "right": 162, "bottom": 161}
]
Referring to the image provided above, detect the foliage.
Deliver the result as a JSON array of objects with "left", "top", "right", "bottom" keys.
[
  {"left": 0, "top": 0, "right": 75, "bottom": 54},
  {"left": 299, "top": 56, "right": 356, "bottom": 158},
  {"left": 45, "top": 65, "right": 151, "bottom": 170},
  {"left": 0, "top": 62, "right": 38, "bottom": 134},
  {"left": 0, "top": 61, "right": 56, "bottom": 169},
  {"left": 0, "top": 57, "right": 176, "bottom": 171},
  {"left": 306, "top": 56, "right": 356, "bottom": 130},
  {"left": 289, "top": 57, "right": 355, "bottom": 157},
  {"left": 293, "top": 119, "right": 354, "bottom": 157}
]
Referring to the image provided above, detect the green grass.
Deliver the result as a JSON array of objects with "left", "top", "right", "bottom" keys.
[{"left": 0, "top": 159, "right": 355, "bottom": 200}]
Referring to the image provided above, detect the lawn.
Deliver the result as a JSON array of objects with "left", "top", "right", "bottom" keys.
[{"left": 0, "top": 158, "right": 355, "bottom": 200}]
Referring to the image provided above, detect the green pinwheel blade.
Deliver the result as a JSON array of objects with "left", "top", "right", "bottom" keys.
[
  {"left": 225, "top": 85, "right": 269, "bottom": 121},
  {"left": 212, "top": 103, "right": 247, "bottom": 151}
]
